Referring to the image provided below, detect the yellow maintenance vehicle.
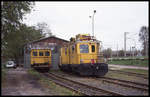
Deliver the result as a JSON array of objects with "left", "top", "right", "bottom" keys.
[
  {"left": 30, "top": 49, "right": 51, "bottom": 71},
  {"left": 59, "top": 34, "right": 108, "bottom": 76}
]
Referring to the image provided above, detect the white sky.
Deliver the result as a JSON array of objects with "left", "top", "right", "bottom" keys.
[{"left": 23, "top": 1, "right": 149, "bottom": 51}]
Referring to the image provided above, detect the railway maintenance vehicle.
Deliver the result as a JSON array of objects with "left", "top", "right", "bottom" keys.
[
  {"left": 59, "top": 34, "right": 108, "bottom": 76},
  {"left": 30, "top": 49, "right": 51, "bottom": 71}
]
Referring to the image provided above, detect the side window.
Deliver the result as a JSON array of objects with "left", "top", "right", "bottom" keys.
[
  {"left": 39, "top": 52, "right": 43, "bottom": 56},
  {"left": 72, "top": 46, "right": 75, "bottom": 54},
  {"left": 91, "top": 45, "right": 95, "bottom": 52},
  {"left": 33, "top": 52, "right": 37, "bottom": 56},
  {"left": 65, "top": 48, "right": 67, "bottom": 55},
  {"left": 45, "top": 51, "right": 50, "bottom": 56}
]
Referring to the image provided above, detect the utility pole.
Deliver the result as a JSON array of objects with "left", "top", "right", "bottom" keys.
[
  {"left": 89, "top": 10, "right": 96, "bottom": 37},
  {"left": 117, "top": 44, "right": 118, "bottom": 58},
  {"left": 130, "top": 46, "right": 132, "bottom": 58},
  {"left": 111, "top": 48, "right": 112, "bottom": 62},
  {"left": 124, "top": 32, "right": 129, "bottom": 57},
  {"left": 132, "top": 46, "right": 135, "bottom": 59}
]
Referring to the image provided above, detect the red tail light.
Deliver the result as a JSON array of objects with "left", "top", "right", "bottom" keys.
[{"left": 91, "top": 59, "right": 95, "bottom": 64}]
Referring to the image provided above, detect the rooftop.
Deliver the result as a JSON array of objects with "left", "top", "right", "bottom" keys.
[{"left": 26, "top": 35, "right": 69, "bottom": 46}]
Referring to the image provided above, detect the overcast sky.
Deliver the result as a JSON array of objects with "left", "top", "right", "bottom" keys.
[{"left": 23, "top": 1, "right": 148, "bottom": 51}]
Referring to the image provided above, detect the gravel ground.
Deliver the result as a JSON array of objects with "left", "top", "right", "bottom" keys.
[
  {"left": 2, "top": 68, "right": 52, "bottom": 96},
  {"left": 2, "top": 67, "right": 148, "bottom": 96},
  {"left": 51, "top": 71, "right": 149, "bottom": 96},
  {"left": 105, "top": 71, "right": 149, "bottom": 84}
]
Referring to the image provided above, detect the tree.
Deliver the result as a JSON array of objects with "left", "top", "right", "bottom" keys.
[
  {"left": 118, "top": 50, "right": 124, "bottom": 57},
  {"left": 1, "top": 1, "right": 37, "bottom": 64},
  {"left": 2, "top": 24, "right": 44, "bottom": 64},
  {"left": 1, "top": 1, "right": 35, "bottom": 57},
  {"left": 1, "top": 2, "right": 53, "bottom": 65},
  {"left": 1, "top": 1, "right": 34, "bottom": 39},
  {"left": 103, "top": 48, "right": 112, "bottom": 58},
  {"left": 36, "top": 22, "right": 53, "bottom": 37},
  {"left": 139, "top": 26, "right": 149, "bottom": 56}
]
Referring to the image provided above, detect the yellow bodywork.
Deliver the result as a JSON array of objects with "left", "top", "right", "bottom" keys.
[
  {"left": 60, "top": 41, "right": 104, "bottom": 65},
  {"left": 30, "top": 49, "right": 51, "bottom": 67},
  {"left": 60, "top": 34, "right": 107, "bottom": 76}
]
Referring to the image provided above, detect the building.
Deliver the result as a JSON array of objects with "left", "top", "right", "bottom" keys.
[{"left": 24, "top": 36, "right": 69, "bottom": 69}]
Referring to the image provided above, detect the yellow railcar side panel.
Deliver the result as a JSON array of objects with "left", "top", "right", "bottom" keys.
[
  {"left": 60, "top": 41, "right": 100, "bottom": 65},
  {"left": 61, "top": 47, "right": 69, "bottom": 65},
  {"left": 69, "top": 44, "right": 79, "bottom": 64},
  {"left": 31, "top": 49, "right": 51, "bottom": 65}
]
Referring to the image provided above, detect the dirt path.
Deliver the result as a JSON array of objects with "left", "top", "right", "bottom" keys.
[
  {"left": 109, "top": 64, "right": 148, "bottom": 70},
  {"left": 2, "top": 68, "right": 52, "bottom": 95}
]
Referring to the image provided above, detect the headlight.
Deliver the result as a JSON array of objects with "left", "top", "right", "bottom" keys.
[{"left": 96, "top": 66, "right": 99, "bottom": 69}]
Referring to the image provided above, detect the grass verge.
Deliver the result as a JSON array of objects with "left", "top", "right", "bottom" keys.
[
  {"left": 107, "top": 59, "right": 149, "bottom": 67},
  {"left": 120, "top": 68, "right": 148, "bottom": 75},
  {"left": 2, "top": 66, "right": 7, "bottom": 87},
  {"left": 2, "top": 68, "right": 6, "bottom": 83}
]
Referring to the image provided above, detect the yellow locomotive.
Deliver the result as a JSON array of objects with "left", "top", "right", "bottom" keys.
[
  {"left": 30, "top": 49, "right": 51, "bottom": 71},
  {"left": 59, "top": 34, "right": 108, "bottom": 76}
]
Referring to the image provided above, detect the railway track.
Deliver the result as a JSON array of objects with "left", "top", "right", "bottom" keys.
[
  {"left": 109, "top": 70, "right": 148, "bottom": 79},
  {"left": 49, "top": 71, "right": 148, "bottom": 92},
  {"left": 100, "top": 77, "right": 149, "bottom": 91},
  {"left": 42, "top": 72, "right": 125, "bottom": 96}
]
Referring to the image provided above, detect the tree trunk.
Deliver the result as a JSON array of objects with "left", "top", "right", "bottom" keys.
[{"left": 14, "top": 55, "right": 19, "bottom": 66}]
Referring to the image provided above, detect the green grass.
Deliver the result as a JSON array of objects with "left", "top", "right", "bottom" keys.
[
  {"left": 107, "top": 59, "right": 149, "bottom": 67},
  {"left": 2, "top": 66, "right": 7, "bottom": 87},
  {"left": 121, "top": 68, "right": 148, "bottom": 75},
  {"left": 39, "top": 77, "right": 80, "bottom": 95},
  {"left": 106, "top": 71, "right": 138, "bottom": 81},
  {"left": 106, "top": 70, "right": 149, "bottom": 84},
  {"left": 28, "top": 69, "right": 41, "bottom": 79},
  {"left": 112, "top": 56, "right": 148, "bottom": 59},
  {"left": 28, "top": 69, "right": 81, "bottom": 96},
  {"left": 2, "top": 68, "right": 6, "bottom": 82}
]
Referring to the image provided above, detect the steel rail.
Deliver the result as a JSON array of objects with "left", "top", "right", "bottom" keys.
[
  {"left": 109, "top": 70, "right": 148, "bottom": 79},
  {"left": 55, "top": 71, "right": 148, "bottom": 92},
  {"left": 101, "top": 77, "right": 148, "bottom": 91},
  {"left": 42, "top": 72, "right": 125, "bottom": 96}
]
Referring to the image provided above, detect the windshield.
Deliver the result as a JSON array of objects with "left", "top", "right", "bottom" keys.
[
  {"left": 7, "top": 61, "right": 14, "bottom": 65},
  {"left": 80, "top": 44, "right": 89, "bottom": 53}
]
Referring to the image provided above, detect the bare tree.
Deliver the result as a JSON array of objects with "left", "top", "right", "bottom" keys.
[
  {"left": 118, "top": 50, "right": 124, "bottom": 57},
  {"left": 139, "top": 26, "right": 149, "bottom": 56},
  {"left": 103, "top": 48, "right": 112, "bottom": 58},
  {"left": 36, "top": 22, "right": 53, "bottom": 37}
]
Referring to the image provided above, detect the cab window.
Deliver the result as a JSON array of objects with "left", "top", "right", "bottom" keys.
[
  {"left": 91, "top": 45, "right": 95, "bottom": 52},
  {"left": 39, "top": 52, "right": 43, "bottom": 56},
  {"left": 45, "top": 51, "right": 50, "bottom": 56},
  {"left": 33, "top": 52, "right": 37, "bottom": 56},
  {"left": 80, "top": 44, "right": 89, "bottom": 53}
]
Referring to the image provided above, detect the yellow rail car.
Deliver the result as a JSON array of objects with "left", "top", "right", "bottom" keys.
[
  {"left": 30, "top": 49, "right": 51, "bottom": 71},
  {"left": 59, "top": 34, "right": 108, "bottom": 77}
]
